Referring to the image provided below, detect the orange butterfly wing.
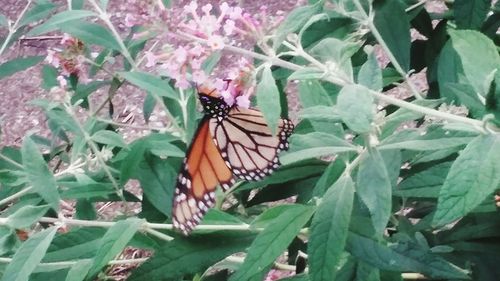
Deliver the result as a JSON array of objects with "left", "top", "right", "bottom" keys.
[{"left": 172, "top": 118, "right": 234, "bottom": 234}]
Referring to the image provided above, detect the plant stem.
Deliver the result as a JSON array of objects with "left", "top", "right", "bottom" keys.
[
  {"left": 0, "top": 152, "right": 23, "bottom": 169},
  {"left": 0, "top": 0, "right": 32, "bottom": 57},
  {"left": 353, "top": 0, "right": 423, "bottom": 100},
  {"left": 0, "top": 186, "right": 34, "bottom": 207},
  {"left": 96, "top": 117, "right": 167, "bottom": 131},
  {"left": 87, "top": 0, "right": 137, "bottom": 69}
]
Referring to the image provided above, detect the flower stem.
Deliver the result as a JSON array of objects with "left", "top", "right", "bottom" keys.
[{"left": 0, "top": 0, "right": 32, "bottom": 57}]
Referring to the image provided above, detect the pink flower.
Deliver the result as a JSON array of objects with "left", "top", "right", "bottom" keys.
[
  {"left": 189, "top": 44, "right": 205, "bottom": 57},
  {"left": 57, "top": 75, "right": 67, "bottom": 88},
  {"left": 191, "top": 58, "right": 203, "bottom": 70},
  {"left": 229, "top": 7, "right": 243, "bottom": 19},
  {"left": 219, "top": 2, "right": 230, "bottom": 14},
  {"left": 221, "top": 89, "right": 235, "bottom": 106},
  {"left": 45, "top": 50, "right": 60, "bottom": 68},
  {"left": 184, "top": 1, "right": 198, "bottom": 13},
  {"left": 173, "top": 46, "right": 188, "bottom": 63},
  {"left": 207, "top": 35, "right": 225, "bottom": 50},
  {"left": 192, "top": 70, "right": 207, "bottom": 84},
  {"left": 223, "top": 19, "right": 236, "bottom": 35},
  {"left": 236, "top": 94, "right": 250, "bottom": 108},
  {"left": 201, "top": 3, "right": 213, "bottom": 15},
  {"left": 144, "top": 51, "right": 157, "bottom": 68},
  {"left": 124, "top": 13, "right": 138, "bottom": 27},
  {"left": 175, "top": 77, "right": 190, "bottom": 89}
]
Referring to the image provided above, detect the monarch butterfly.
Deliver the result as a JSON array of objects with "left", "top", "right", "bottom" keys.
[{"left": 172, "top": 83, "right": 294, "bottom": 234}]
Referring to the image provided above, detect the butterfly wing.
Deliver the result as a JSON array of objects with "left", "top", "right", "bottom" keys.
[
  {"left": 172, "top": 117, "right": 234, "bottom": 234},
  {"left": 209, "top": 107, "right": 294, "bottom": 183}
]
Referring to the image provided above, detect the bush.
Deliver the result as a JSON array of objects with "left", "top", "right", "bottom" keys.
[{"left": 0, "top": 0, "right": 499, "bottom": 280}]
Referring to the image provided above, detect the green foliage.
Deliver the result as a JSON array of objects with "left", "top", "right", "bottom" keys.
[{"left": 0, "top": 0, "right": 499, "bottom": 280}]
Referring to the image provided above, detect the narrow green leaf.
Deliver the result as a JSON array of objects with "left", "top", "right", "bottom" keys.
[
  {"left": 454, "top": 0, "right": 490, "bottom": 30},
  {"left": 434, "top": 134, "right": 500, "bottom": 226},
  {"left": 250, "top": 204, "right": 301, "bottom": 230},
  {"left": 0, "top": 56, "right": 44, "bottom": 80},
  {"left": 18, "top": 1, "right": 56, "bottom": 27},
  {"left": 43, "top": 228, "right": 107, "bottom": 262},
  {"left": 59, "top": 20, "right": 121, "bottom": 51},
  {"left": 356, "top": 149, "right": 392, "bottom": 235},
  {"left": 91, "top": 130, "right": 127, "bottom": 148},
  {"left": 1, "top": 227, "right": 58, "bottom": 281},
  {"left": 309, "top": 175, "right": 354, "bottom": 281},
  {"left": 379, "top": 127, "right": 475, "bottom": 151},
  {"left": 129, "top": 232, "right": 255, "bottom": 280},
  {"left": 289, "top": 67, "right": 324, "bottom": 81},
  {"left": 27, "top": 10, "right": 98, "bottom": 36},
  {"left": 449, "top": 30, "right": 500, "bottom": 95},
  {"left": 65, "top": 260, "right": 92, "bottom": 281},
  {"left": 281, "top": 132, "right": 357, "bottom": 164},
  {"left": 373, "top": 0, "right": 411, "bottom": 72},
  {"left": 273, "top": 3, "right": 321, "bottom": 48},
  {"left": 21, "top": 137, "right": 60, "bottom": 211},
  {"left": 256, "top": 66, "right": 281, "bottom": 135},
  {"left": 41, "top": 65, "right": 59, "bottom": 90},
  {"left": 358, "top": 49, "right": 382, "bottom": 91},
  {"left": 346, "top": 233, "right": 469, "bottom": 279},
  {"left": 310, "top": 38, "right": 359, "bottom": 81},
  {"left": 230, "top": 205, "right": 315, "bottom": 281},
  {"left": 201, "top": 51, "right": 221, "bottom": 73},
  {"left": 312, "top": 160, "right": 346, "bottom": 198},
  {"left": 87, "top": 218, "right": 144, "bottom": 277},
  {"left": 6, "top": 205, "right": 50, "bottom": 229},
  {"left": 336, "top": 84, "right": 374, "bottom": 133},
  {"left": 119, "top": 71, "right": 178, "bottom": 99}
]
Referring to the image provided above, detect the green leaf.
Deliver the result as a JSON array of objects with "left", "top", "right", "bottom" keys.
[
  {"left": 250, "top": 205, "right": 301, "bottom": 230},
  {"left": 6, "top": 205, "right": 50, "bottom": 229},
  {"left": 454, "top": 0, "right": 490, "bottom": 30},
  {"left": 119, "top": 71, "right": 178, "bottom": 99},
  {"left": 230, "top": 205, "right": 315, "bottom": 281},
  {"left": 394, "top": 161, "right": 452, "bottom": 198},
  {"left": 129, "top": 232, "right": 255, "bottom": 280},
  {"left": 373, "top": 0, "right": 411, "bottom": 72},
  {"left": 59, "top": 20, "right": 121, "bottom": 51},
  {"left": 433, "top": 134, "right": 500, "bottom": 226},
  {"left": 299, "top": 106, "right": 341, "bottom": 122},
  {"left": 297, "top": 80, "right": 335, "bottom": 108},
  {"left": 44, "top": 228, "right": 107, "bottom": 262},
  {"left": 0, "top": 56, "right": 44, "bottom": 80},
  {"left": 256, "top": 66, "right": 281, "bottom": 135},
  {"left": 356, "top": 149, "right": 392, "bottom": 235},
  {"left": 27, "top": 10, "right": 98, "bottom": 36},
  {"left": 18, "top": 1, "right": 56, "bottom": 27},
  {"left": 346, "top": 233, "right": 469, "bottom": 279},
  {"left": 136, "top": 156, "right": 176, "bottom": 216},
  {"left": 310, "top": 38, "right": 359, "bottom": 82},
  {"left": 87, "top": 218, "right": 144, "bottom": 277},
  {"left": 358, "top": 49, "right": 382, "bottom": 91},
  {"left": 336, "top": 85, "right": 374, "bottom": 133},
  {"left": 201, "top": 51, "right": 221, "bottom": 73},
  {"left": 379, "top": 127, "right": 475, "bottom": 151},
  {"left": 309, "top": 175, "right": 354, "bottom": 281},
  {"left": 289, "top": 67, "right": 325, "bottom": 81},
  {"left": 91, "top": 130, "right": 127, "bottom": 148},
  {"left": 41, "top": 65, "right": 59, "bottom": 90},
  {"left": 449, "top": 30, "right": 500, "bottom": 96},
  {"left": 1, "top": 227, "right": 58, "bottom": 281},
  {"left": 281, "top": 132, "right": 357, "bottom": 164},
  {"left": 312, "top": 160, "right": 346, "bottom": 197},
  {"left": 273, "top": 3, "right": 321, "bottom": 49},
  {"left": 21, "top": 137, "right": 60, "bottom": 211},
  {"left": 65, "top": 260, "right": 92, "bottom": 281}
]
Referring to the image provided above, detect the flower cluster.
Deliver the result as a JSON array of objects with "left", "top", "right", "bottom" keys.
[
  {"left": 45, "top": 34, "right": 88, "bottom": 88},
  {"left": 143, "top": 1, "right": 284, "bottom": 100}
]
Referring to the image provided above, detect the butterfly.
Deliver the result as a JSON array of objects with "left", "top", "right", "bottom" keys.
[{"left": 171, "top": 84, "right": 294, "bottom": 234}]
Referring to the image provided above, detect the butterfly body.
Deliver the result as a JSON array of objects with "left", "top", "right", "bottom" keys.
[{"left": 172, "top": 86, "right": 293, "bottom": 234}]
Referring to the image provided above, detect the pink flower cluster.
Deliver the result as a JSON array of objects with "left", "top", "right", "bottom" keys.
[{"left": 45, "top": 34, "right": 88, "bottom": 88}]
